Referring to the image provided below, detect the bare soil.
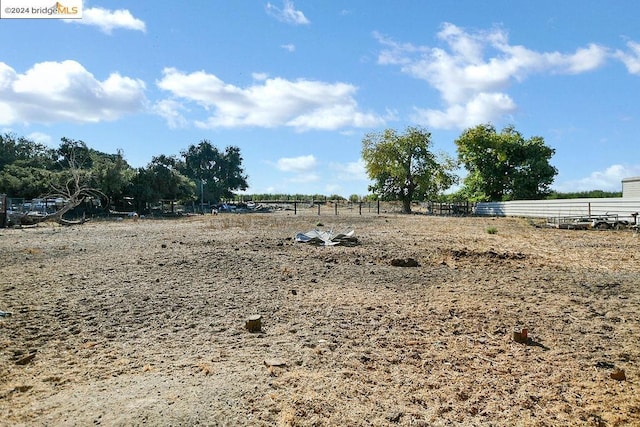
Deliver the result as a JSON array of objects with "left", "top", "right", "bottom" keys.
[{"left": 1, "top": 211, "right": 639, "bottom": 426}]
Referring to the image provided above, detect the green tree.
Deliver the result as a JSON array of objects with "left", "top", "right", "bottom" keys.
[
  {"left": 0, "top": 134, "right": 60, "bottom": 198},
  {"left": 147, "top": 155, "right": 195, "bottom": 202},
  {"left": 130, "top": 156, "right": 195, "bottom": 214},
  {"left": 181, "top": 140, "right": 248, "bottom": 203},
  {"left": 455, "top": 124, "right": 557, "bottom": 201},
  {"left": 362, "top": 127, "right": 458, "bottom": 214},
  {"left": 0, "top": 133, "right": 57, "bottom": 170},
  {"left": 90, "top": 149, "right": 135, "bottom": 206},
  {"left": 56, "top": 138, "right": 93, "bottom": 170},
  {"left": 129, "top": 167, "right": 157, "bottom": 212},
  {"left": 0, "top": 165, "right": 58, "bottom": 199}
]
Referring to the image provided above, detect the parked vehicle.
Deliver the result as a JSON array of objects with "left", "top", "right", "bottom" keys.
[
  {"left": 590, "top": 215, "right": 629, "bottom": 230},
  {"left": 547, "top": 214, "right": 629, "bottom": 230}
]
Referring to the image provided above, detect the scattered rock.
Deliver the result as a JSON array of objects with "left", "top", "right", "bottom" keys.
[
  {"left": 245, "top": 315, "right": 262, "bottom": 332},
  {"left": 386, "top": 411, "right": 403, "bottom": 423},
  {"left": 610, "top": 368, "right": 626, "bottom": 381},
  {"left": 450, "top": 248, "right": 526, "bottom": 261},
  {"left": 264, "top": 358, "right": 287, "bottom": 367},
  {"left": 595, "top": 361, "right": 615, "bottom": 369},
  {"left": 390, "top": 258, "right": 419, "bottom": 267},
  {"left": 513, "top": 328, "right": 528, "bottom": 344},
  {"left": 15, "top": 351, "right": 37, "bottom": 366},
  {"left": 161, "top": 244, "right": 167, "bottom": 248}
]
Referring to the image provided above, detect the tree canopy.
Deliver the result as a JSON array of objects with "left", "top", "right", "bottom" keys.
[
  {"left": 181, "top": 140, "right": 248, "bottom": 203},
  {"left": 0, "top": 133, "right": 248, "bottom": 214},
  {"left": 455, "top": 124, "right": 557, "bottom": 201},
  {"left": 362, "top": 127, "right": 458, "bottom": 213}
]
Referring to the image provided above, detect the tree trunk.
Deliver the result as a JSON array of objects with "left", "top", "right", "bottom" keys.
[{"left": 402, "top": 197, "right": 412, "bottom": 214}]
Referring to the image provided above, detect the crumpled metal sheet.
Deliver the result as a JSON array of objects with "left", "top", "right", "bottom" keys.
[{"left": 295, "top": 229, "right": 358, "bottom": 246}]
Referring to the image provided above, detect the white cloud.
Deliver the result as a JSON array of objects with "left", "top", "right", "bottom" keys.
[
  {"left": 281, "top": 44, "right": 296, "bottom": 52},
  {"left": 324, "top": 183, "right": 343, "bottom": 195},
  {"left": 0, "top": 60, "right": 147, "bottom": 126},
  {"left": 266, "top": 0, "right": 310, "bottom": 25},
  {"left": 26, "top": 131, "right": 53, "bottom": 146},
  {"left": 412, "top": 92, "right": 517, "bottom": 130},
  {"left": 155, "top": 68, "right": 386, "bottom": 131},
  {"left": 551, "top": 43, "right": 609, "bottom": 74},
  {"left": 153, "top": 99, "right": 188, "bottom": 129},
  {"left": 290, "top": 173, "right": 320, "bottom": 183},
  {"left": 554, "top": 164, "right": 640, "bottom": 192},
  {"left": 64, "top": 7, "right": 146, "bottom": 34},
  {"left": 329, "top": 159, "right": 368, "bottom": 181},
  {"left": 376, "top": 23, "right": 608, "bottom": 129},
  {"left": 274, "top": 155, "right": 320, "bottom": 186},
  {"left": 286, "top": 104, "right": 386, "bottom": 131},
  {"left": 615, "top": 41, "right": 640, "bottom": 74},
  {"left": 276, "top": 155, "right": 317, "bottom": 172}
]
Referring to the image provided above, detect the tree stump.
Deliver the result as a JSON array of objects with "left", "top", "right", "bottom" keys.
[
  {"left": 513, "top": 328, "right": 528, "bottom": 344},
  {"left": 245, "top": 315, "right": 262, "bottom": 332},
  {"left": 610, "top": 368, "right": 626, "bottom": 381}
]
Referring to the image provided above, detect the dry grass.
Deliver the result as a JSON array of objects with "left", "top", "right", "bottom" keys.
[{"left": 0, "top": 212, "right": 638, "bottom": 426}]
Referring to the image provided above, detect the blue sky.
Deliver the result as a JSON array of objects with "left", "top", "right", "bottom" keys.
[{"left": 1, "top": 0, "right": 640, "bottom": 197}]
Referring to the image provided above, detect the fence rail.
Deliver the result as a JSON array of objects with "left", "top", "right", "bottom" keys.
[
  {"left": 5, "top": 195, "right": 639, "bottom": 222},
  {"left": 2, "top": 197, "right": 476, "bottom": 220}
]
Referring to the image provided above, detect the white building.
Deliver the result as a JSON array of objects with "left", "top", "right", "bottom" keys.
[{"left": 622, "top": 176, "right": 640, "bottom": 198}]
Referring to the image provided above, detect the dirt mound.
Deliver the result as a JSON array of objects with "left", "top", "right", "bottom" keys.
[{"left": 449, "top": 248, "right": 527, "bottom": 261}]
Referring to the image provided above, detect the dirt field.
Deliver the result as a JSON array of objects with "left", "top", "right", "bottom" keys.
[{"left": 1, "top": 211, "right": 639, "bottom": 426}]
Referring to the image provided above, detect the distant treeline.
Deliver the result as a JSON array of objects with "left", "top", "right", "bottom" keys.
[
  {"left": 234, "top": 190, "right": 624, "bottom": 204},
  {"left": 0, "top": 133, "right": 248, "bottom": 213},
  {"left": 546, "top": 190, "right": 622, "bottom": 199},
  {"left": 233, "top": 194, "right": 376, "bottom": 203}
]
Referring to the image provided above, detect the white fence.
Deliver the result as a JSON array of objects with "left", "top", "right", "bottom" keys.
[{"left": 475, "top": 198, "right": 640, "bottom": 221}]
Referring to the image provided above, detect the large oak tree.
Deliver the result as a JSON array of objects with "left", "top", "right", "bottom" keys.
[
  {"left": 362, "top": 127, "right": 458, "bottom": 214},
  {"left": 455, "top": 124, "right": 557, "bottom": 201},
  {"left": 181, "top": 140, "right": 248, "bottom": 203}
]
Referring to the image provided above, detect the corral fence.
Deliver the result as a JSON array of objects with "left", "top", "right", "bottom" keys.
[
  {"left": 475, "top": 198, "right": 640, "bottom": 223},
  {"left": 229, "top": 200, "right": 475, "bottom": 216},
  {"left": 1, "top": 196, "right": 477, "bottom": 223}
]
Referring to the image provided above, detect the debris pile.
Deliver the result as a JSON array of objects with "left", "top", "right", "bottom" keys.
[{"left": 295, "top": 229, "right": 358, "bottom": 246}]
